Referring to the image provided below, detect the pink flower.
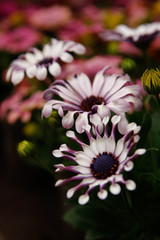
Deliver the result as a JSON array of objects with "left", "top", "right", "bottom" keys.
[
  {"left": 0, "top": 80, "right": 44, "bottom": 124},
  {"left": 42, "top": 67, "right": 142, "bottom": 133},
  {"left": 58, "top": 55, "right": 123, "bottom": 79},
  {"left": 79, "top": 4, "right": 104, "bottom": 23},
  {"left": 148, "top": 36, "right": 160, "bottom": 62},
  {"left": 126, "top": 0, "right": 149, "bottom": 27},
  {"left": 118, "top": 42, "right": 142, "bottom": 57},
  {"left": 0, "top": 26, "right": 41, "bottom": 54},
  {"left": 29, "top": 5, "right": 72, "bottom": 31},
  {"left": 58, "top": 18, "right": 104, "bottom": 42},
  {"left": 0, "top": 0, "right": 18, "bottom": 19},
  {"left": 58, "top": 19, "right": 89, "bottom": 41}
]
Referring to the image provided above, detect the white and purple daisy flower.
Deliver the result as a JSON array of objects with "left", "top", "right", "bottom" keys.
[
  {"left": 53, "top": 115, "right": 146, "bottom": 205},
  {"left": 6, "top": 38, "right": 86, "bottom": 85},
  {"left": 100, "top": 22, "right": 160, "bottom": 47},
  {"left": 42, "top": 66, "right": 142, "bottom": 133}
]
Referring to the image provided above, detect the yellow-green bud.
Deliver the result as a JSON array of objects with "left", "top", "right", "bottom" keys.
[
  {"left": 121, "top": 58, "right": 136, "bottom": 73},
  {"left": 48, "top": 110, "right": 61, "bottom": 127},
  {"left": 141, "top": 68, "right": 160, "bottom": 95},
  {"left": 23, "top": 122, "right": 39, "bottom": 137},
  {"left": 106, "top": 41, "right": 119, "bottom": 54},
  {"left": 17, "top": 140, "right": 35, "bottom": 158}
]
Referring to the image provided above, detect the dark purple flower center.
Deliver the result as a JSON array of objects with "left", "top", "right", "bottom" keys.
[
  {"left": 38, "top": 57, "right": 53, "bottom": 67},
  {"left": 80, "top": 95, "right": 105, "bottom": 112},
  {"left": 90, "top": 152, "right": 119, "bottom": 179}
]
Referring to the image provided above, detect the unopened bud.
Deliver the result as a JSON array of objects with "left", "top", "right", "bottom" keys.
[
  {"left": 17, "top": 140, "right": 35, "bottom": 158},
  {"left": 48, "top": 110, "right": 61, "bottom": 127},
  {"left": 121, "top": 58, "right": 136, "bottom": 73},
  {"left": 141, "top": 68, "right": 160, "bottom": 95}
]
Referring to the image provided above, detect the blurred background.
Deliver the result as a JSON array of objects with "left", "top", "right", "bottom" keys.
[{"left": 1, "top": 0, "right": 160, "bottom": 239}]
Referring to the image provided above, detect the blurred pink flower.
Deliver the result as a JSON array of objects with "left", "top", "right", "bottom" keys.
[
  {"left": 58, "top": 19, "right": 88, "bottom": 41},
  {"left": 58, "top": 19, "right": 103, "bottom": 42},
  {"left": 126, "top": 1, "right": 149, "bottom": 27},
  {"left": 148, "top": 36, "right": 160, "bottom": 62},
  {"left": 58, "top": 55, "right": 123, "bottom": 79},
  {"left": 63, "top": 0, "right": 94, "bottom": 8},
  {"left": 118, "top": 42, "right": 142, "bottom": 57},
  {"left": 0, "top": 80, "right": 44, "bottom": 124},
  {"left": 29, "top": 5, "right": 72, "bottom": 30},
  {"left": 0, "top": 26, "right": 42, "bottom": 54},
  {"left": 79, "top": 4, "right": 104, "bottom": 23},
  {"left": 0, "top": 0, "right": 18, "bottom": 19},
  {"left": 135, "top": 79, "right": 146, "bottom": 96}
]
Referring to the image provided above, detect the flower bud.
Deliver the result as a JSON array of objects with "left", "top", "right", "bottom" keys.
[
  {"left": 23, "top": 122, "right": 39, "bottom": 137},
  {"left": 106, "top": 41, "right": 119, "bottom": 54},
  {"left": 141, "top": 68, "right": 160, "bottom": 95},
  {"left": 48, "top": 110, "right": 61, "bottom": 127},
  {"left": 121, "top": 58, "right": 136, "bottom": 73},
  {"left": 17, "top": 140, "right": 35, "bottom": 158}
]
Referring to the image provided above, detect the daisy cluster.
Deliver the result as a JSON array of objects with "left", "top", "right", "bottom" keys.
[{"left": 6, "top": 36, "right": 147, "bottom": 204}]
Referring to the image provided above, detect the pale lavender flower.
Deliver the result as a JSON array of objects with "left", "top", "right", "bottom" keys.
[
  {"left": 53, "top": 115, "right": 146, "bottom": 205},
  {"left": 6, "top": 38, "right": 86, "bottom": 85},
  {"left": 42, "top": 66, "right": 142, "bottom": 133},
  {"left": 100, "top": 22, "right": 160, "bottom": 46}
]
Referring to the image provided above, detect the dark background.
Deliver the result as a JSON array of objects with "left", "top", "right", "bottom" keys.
[{"left": 0, "top": 122, "right": 84, "bottom": 240}]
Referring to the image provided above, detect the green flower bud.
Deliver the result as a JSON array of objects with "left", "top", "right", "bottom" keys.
[
  {"left": 106, "top": 41, "right": 119, "bottom": 54},
  {"left": 23, "top": 122, "right": 39, "bottom": 137},
  {"left": 48, "top": 110, "right": 61, "bottom": 127},
  {"left": 17, "top": 140, "right": 35, "bottom": 158},
  {"left": 141, "top": 68, "right": 160, "bottom": 95},
  {"left": 121, "top": 58, "right": 136, "bottom": 73}
]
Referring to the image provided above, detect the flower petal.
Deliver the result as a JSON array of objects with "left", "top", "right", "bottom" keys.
[
  {"left": 125, "top": 180, "right": 136, "bottom": 191},
  {"left": 60, "top": 52, "right": 73, "bottom": 62},
  {"left": 124, "top": 161, "right": 134, "bottom": 171},
  {"left": 49, "top": 62, "right": 61, "bottom": 76},
  {"left": 11, "top": 70, "right": 24, "bottom": 85},
  {"left": 36, "top": 66, "right": 47, "bottom": 80},
  {"left": 62, "top": 111, "right": 75, "bottom": 129},
  {"left": 26, "top": 65, "right": 37, "bottom": 78},
  {"left": 109, "top": 183, "right": 121, "bottom": 195},
  {"left": 78, "top": 194, "right": 90, "bottom": 205},
  {"left": 97, "top": 189, "right": 108, "bottom": 200},
  {"left": 75, "top": 112, "right": 89, "bottom": 133}
]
